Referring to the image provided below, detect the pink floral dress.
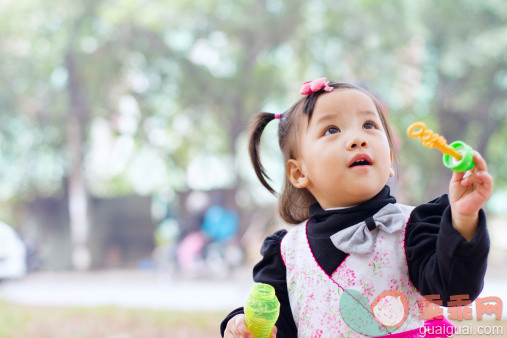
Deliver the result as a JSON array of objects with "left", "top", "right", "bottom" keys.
[{"left": 281, "top": 203, "right": 426, "bottom": 337}]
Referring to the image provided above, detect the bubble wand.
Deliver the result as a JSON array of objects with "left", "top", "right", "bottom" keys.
[{"left": 407, "top": 122, "right": 475, "bottom": 172}]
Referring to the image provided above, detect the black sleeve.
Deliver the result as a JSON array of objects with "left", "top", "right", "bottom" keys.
[
  {"left": 220, "top": 230, "right": 297, "bottom": 337},
  {"left": 405, "top": 194, "right": 490, "bottom": 307}
]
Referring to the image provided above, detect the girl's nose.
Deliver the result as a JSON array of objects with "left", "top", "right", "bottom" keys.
[{"left": 347, "top": 137, "right": 368, "bottom": 150}]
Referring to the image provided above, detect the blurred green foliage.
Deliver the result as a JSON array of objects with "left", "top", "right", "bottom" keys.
[{"left": 0, "top": 0, "right": 505, "bottom": 206}]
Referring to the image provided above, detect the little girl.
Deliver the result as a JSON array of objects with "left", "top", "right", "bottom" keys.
[{"left": 221, "top": 79, "right": 492, "bottom": 337}]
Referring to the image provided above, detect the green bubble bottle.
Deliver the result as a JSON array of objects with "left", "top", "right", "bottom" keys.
[{"left": 244, "top": 283, "right": 280, "bottom": 338}]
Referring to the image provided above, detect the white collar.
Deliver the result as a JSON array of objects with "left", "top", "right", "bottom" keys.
[{"left": 325, "top": 205, "right": 357, "bottom": 211}]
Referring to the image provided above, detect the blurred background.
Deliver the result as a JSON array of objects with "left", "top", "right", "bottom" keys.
[{"left": 0, "top": 0, "right": 506, "bottom": 337}]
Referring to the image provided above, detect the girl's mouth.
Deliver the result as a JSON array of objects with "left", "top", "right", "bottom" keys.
[
  {"left": 349, "top": 159, "right": 371, "bottom": 167},
  {"left": 348, "top": 155, "right": 372, "bottom": 168}
]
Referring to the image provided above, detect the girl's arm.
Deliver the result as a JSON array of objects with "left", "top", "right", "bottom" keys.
[
  {"left": 448, "top": 151, "right": 493, "bottom": 241},
  {"left": 220, "top": 230, "right": 297, "bottom": 337},
  {"left": 405, "top": 194, "right": 490, "bottom": 306},
  {"left": 405, "top": 151, "right": 492, "bottom": 306}
]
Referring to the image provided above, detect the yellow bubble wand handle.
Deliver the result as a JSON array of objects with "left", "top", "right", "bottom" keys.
[{"left": 407, "top": 122, "right": 475, "bottom": 172}]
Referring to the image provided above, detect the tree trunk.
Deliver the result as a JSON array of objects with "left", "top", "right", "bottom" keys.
[{"left": 65, "top": 49, "right": 91, "bottom": 271}]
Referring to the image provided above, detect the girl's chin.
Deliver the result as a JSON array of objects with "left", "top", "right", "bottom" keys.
[{"left": 345, "top": 185, "right": 385, "bottom": 201}]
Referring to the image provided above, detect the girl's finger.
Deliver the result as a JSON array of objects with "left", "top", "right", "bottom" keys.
[
  {"left": 270, "top": 325, "right": 278, "bottom": 338},
  {"left": 463, "top": 170, "right": 474, "bottom": 179},
  {"left": 472, "top": 151, "right": 488, "bottom": 172},
  {"left": 224, "top": 325, "right": 237, "bottom": 337},
  {"left": 462, "top": 171, "right": 494, "bottom": 193},
  {"left": 451, "top": 171, "right": 465, "bottom": 184},
  {"left": 461, "top": 172, "right": 475, "bottom": 185},
  {"left": 234, "top": 316, "right": 253, "bottom": 338},
  {"left": 461, "top": 178, "right": 475, "bottom": 187},
  {"left": 475, "top": 171, "right": 494, "bottom": 191}
]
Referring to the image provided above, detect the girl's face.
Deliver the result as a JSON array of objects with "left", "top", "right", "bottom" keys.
[{"left": 287, "top": 89, "right": 394, "bottom": 209}]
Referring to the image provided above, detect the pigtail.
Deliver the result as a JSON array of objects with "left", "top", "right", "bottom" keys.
[{"left": 248, "top": 112, "right": 277, "bottom": 195}]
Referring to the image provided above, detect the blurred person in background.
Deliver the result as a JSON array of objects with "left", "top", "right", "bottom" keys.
[{"left": 174, "top": 191, "right": 243, "bottom": 278}]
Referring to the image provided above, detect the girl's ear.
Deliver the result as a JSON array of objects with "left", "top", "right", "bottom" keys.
[{"left": 286, "top": 159, "right": 309, "bottom": 188}]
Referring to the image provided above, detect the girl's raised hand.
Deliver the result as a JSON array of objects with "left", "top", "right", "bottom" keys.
[
  {"left": 449, "top": 151, "right": 493, "bottom": 241},
  {"left": 224, "top": 314, "right": 277, "bottom": 338}
]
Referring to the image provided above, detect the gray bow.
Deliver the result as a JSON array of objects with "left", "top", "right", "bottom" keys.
[{"left": 329, "top": 203, "right": 407, "bottom": 254}]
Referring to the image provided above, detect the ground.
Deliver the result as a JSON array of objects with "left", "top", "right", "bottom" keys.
[{"left": 0, "top": 302, "right": 227, "bottom": 338}]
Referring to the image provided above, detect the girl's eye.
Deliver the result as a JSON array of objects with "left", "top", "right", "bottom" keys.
[
  {"left": 363, "top": 121, "right": 377, "bottom": 130},
  {"left": 324, "top": 127, "right": 340, "bottom": 136}
]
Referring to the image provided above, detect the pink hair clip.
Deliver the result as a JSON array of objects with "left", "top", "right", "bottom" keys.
[
  {"left": 300, "top": 77, "right": 333, "bottom": 95},
  {"left": 274, "top": 113, "right": 282, "bottom": 119}
]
